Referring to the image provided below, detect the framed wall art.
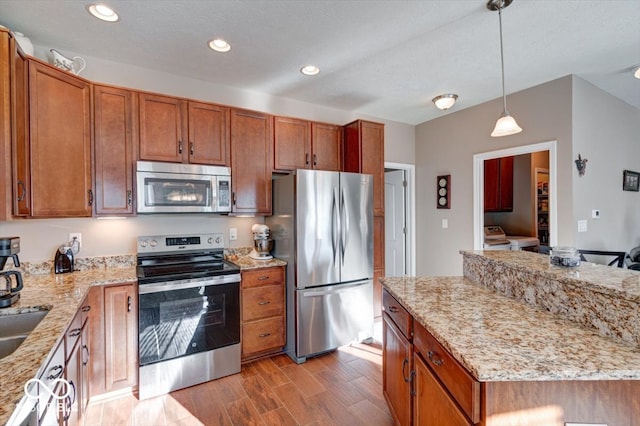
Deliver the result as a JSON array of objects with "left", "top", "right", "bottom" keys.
[
  {"left": 623, "top": 170, "right": 639, "bottom": 192},
  {"left": 437, "top": 174, "right": 450, "bottom": 209}
]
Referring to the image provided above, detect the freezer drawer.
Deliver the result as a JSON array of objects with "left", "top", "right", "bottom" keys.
[{"left": 296, "top": 280, "right": 373, "bottom": 359}]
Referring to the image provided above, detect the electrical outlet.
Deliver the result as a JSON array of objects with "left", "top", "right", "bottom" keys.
[
  {"left": 69, "top": 232, "right": 82, "bottom": 247},
  {"left": 229, "top": 227, "right": 237, "bottom": 241},
  {"left": 69, "top": 232, "right": 82, "bottom": 254},
  {"left": 592, "top": 209, "right": 600, "bottom": 219}
]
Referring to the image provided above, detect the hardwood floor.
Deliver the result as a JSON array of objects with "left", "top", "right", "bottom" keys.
[{"left": 84, "top": 342, "right": 392, "bottom": 426}]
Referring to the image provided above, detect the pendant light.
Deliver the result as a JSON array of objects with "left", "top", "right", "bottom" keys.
[{"left": 488, "top": 0, "right": 522, "bottom": 137}]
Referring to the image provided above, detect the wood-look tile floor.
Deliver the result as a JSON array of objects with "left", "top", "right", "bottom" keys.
[{"left": 83, "top": 342, "right": 393, "bottom": 426}]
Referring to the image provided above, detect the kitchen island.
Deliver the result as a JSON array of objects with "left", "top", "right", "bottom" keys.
[{"left": 381, "top": 250, "right": 640, "bottom": 425}]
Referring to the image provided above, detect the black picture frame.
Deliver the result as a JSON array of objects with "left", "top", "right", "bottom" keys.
[
  {"left": 436, "top": 174, "right": 450, "bottom": 209},
  {"left": 623, "top": 170, "right": 640, "bottom": 192}
]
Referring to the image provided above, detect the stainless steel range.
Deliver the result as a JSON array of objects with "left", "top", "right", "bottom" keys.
[{"left": 136, "top": 233, "right": 241, "bottom": 400}]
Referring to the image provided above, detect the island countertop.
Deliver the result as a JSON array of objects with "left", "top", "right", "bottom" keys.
[{"left": 380, "top": 274, "right": 640, "bottom": 383}]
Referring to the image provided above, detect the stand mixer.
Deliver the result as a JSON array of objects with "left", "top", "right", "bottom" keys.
[
  {"left": 250, "top": 224, "right": 274, "bottom": 260},
  {"left": 0, "top": 236, "right": 24, "bottom": 308}
]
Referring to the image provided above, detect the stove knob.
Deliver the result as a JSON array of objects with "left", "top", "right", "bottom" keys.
[
  {"left": 139, "top": 240, "right": 148, "bottom": 248},
  {"left": 150, "top": 239, "right": 157, "bottom": 248},
  {"left": 207, "top": 237, "right": 213, "bottom": 245},
  {"left": 215, "top": 236, "right": 222, "bottom": 244}
]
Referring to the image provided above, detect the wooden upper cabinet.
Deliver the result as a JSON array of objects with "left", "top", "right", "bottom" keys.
[
  {"left": 12, "top": 41, "right": 30, "bottom": 216},
  {"left": 28, "top": 60, "right": 92, "bottom": 217},
  {"left": 138, "top": 93, "right": 186, "bottom": 163},
  {"left": 139, "top": 93, "right": 230, "bottom": 165},
  {"left": 93, "top": 85, "right": 136, "bottom": 215},
  {"left": 230, "top": 108, "right": 273, "bottom": 215},
  {"left": 343, "top": 119, "right": 385, "bottom": 216},
  {"left": 188, "top": 101, "right": 230, "bottom": 166},
  {"left": 484, "top": 156, "right": 514, "bottom": 212},
  {"left": 273, "top": 116, "right": 311, "bottom": 171},
  {"left": 311, "top": 122, "right": 342, "bottom": 171},
  {"left": 273, "top": 118, "right": 342, "bottom": 172}
]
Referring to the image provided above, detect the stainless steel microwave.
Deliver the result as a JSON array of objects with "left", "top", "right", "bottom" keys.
[{"left": 136, "top": 161, "right": 231, "bottom": 214}]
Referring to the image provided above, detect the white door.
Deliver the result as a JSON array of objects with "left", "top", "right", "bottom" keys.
[{"left": 385, "top": 169, "right": 406, "bottom": 276}]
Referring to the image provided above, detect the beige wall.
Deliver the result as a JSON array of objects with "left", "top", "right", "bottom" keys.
[
  {"left": 415, "top": 76, "right": 573, "bottom": 276},
  {"left": 572, "top": 77, "right": 640, "bottom": 252},
  {"left": 1, "top": 45, "right": 415, "bottom": 263}
]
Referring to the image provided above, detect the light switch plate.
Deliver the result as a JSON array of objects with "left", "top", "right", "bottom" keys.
[
  {"left": 565, "top": 423, "right": 607, "bottom": 426},
  {"left": 442, "top": 219, "right": 448, "bottom": 229},
  {"left": 578, "top": 220, "right": 587, "bottom": 232},
  {"left": 229, "top": 228, "right": 237, "bottom": 241}
]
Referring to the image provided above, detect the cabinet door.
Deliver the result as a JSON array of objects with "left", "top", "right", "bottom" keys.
[
  {"left": 373, "top": 216, "right": 385, "bottom": 319},
  {"left": 139, "top": 93, "right": 186, "bottom": 162},
  {"left": 93, "top": 85, "right": 135, "bottom": 215},
  {"left": 188, "top": 101, "right": 230, "bottom": 165},
  {"left": 414, "top": 354, "right": 471, "bottom": 426},
  {"left": 29, "top": 61, "right": 92, "bottom": 217},
  {"left": 311, "top": 122, "right": 342, "bottom": 171},
  {"left": 104, "top": 284, "right": 138, "bottom": 391},
  {"left": 484, "top": 157, "right": 513, "bottom": 212},
  {"left": 383, "top": 313, "right": 412, "bottom": 426},
  {"left": 12, "top": 45, "right": 30, "bottom": 216},
  {"left": 230, "top": 108, "right": 273, "bottom": 214},
  {"left": 273, "top": 116, "right": 311, "bottom": 171},
  {"left": 65, "top": 337, "right": 82, "bottom": 426},
  {"left": 499, "top": 156, "right": 513, "bottom": 211}
]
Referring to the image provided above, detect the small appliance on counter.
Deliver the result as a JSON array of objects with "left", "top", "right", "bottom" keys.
[
  {"left": 0, "top": 236, "right": 24, "bottom": 308},
  {"left": 249, "top": 224, "right": 274, "bottom": 260},
  {"left": 54, "top": 245, "right": 74, "bottom": 274}
]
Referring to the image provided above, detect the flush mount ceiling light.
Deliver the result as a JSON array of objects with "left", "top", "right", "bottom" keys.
[
  {"left": 432, "top": 94, "right": 458, "bottom": 110},
  {"left": 86, "top": 3, "right": 119, "bottom": 22},
  {"left": 488, "top": 0, "right": 522, "bottom": 137},
  {"left": 634, "top": 66, "right": 640, "bottom": 79},
  {"left": 300, "top": 65, "right": 320, "bottom": 76},
  {"left": 208, "top": 38, "right": 231, "bottom": 53}
]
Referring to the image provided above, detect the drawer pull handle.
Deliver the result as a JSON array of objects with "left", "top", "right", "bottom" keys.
[
  {"left": 81, "top": 305, "right": 91, "bottom": 312},
  {"left": 47, "top": 365, "right": 64, "bottom": 380},
  {"left": 127, "top": 295, "right": 132, "bottom": 312},
  {"left": 258, "top": 301, "right": 271, "bottom": 305},
  {"left": 427, "top": 351, "right": 444, "bottom": 367},
  {"left": 387, "top": 305, "right": 399, "bottom": 313},
  {"left": 258, "top": 276, "right": 270, "bottom": 281},
  {"left": 305, "top": 153, "right": 310, "bottom": 165},
  {"left": 259, "top": 332, "right": 271, "bottom": 338},
  {"left": 401, "top": 358, "right": 411, "bottom": 383},
  {"left": 68, "top": 328, "right": 82, "bottom": 337}
]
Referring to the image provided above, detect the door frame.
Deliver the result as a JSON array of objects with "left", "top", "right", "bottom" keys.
[
  {"left": 472, "top": 140, "right": 558, "bottom": 250},
  {"left": 384, "top": 162, "right": 416, "bottom": 276}
]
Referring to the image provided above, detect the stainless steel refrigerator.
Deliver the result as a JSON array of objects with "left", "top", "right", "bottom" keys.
[{"left": 266, "top": 169, "right": 374, "bottom": 363}]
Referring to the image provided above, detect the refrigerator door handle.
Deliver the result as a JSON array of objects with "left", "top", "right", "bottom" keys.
[
  {"left": 340, "top": 188, "right": 350, "bottom": 264},
  {"left": 331, "top": 187, "right": 339, "bottom": 266},
  {"left": 301, "top": 280, "right": 371, "bottom": 297}
]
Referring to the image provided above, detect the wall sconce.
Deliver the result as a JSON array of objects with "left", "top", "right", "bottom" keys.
[{"left": 432, "top": 94, "right": 458, "bottom": 110}]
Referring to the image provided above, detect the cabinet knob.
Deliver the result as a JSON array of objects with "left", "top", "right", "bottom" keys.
[{"left": 16, "top": 180, "right": 26, "bottom": 202}]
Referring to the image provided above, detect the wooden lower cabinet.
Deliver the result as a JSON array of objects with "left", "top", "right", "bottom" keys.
[
  {"left": 382, "top": 312, "right": 412, "bottom": 426},
  {"left": 241, "top": 267, "right": 285, "bottom": 361},
  {"left": 88, "top": 282, "right": 138, "bottom": 397}
]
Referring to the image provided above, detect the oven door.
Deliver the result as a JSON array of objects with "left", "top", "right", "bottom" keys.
[{"left": 138, "top": 277, "right": 240, "bottom": 366}]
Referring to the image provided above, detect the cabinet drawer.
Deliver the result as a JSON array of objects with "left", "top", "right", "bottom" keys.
[
  {"left": 382, "top": 289, "right": 412, "bottom": 340},
  {"left": 37, "top": 341, "right": 66, "bottom": 420},
  {"left": 242, "top": 267, "right": 284, "bottom": 288},
  {"left": 414, "top": 321, "right": 480, "bottom": 424},
  {"left": 65, "top": 308, "right": 84, "bottom": 360},
  {"left": 242, "top": 316, "right": 285, "bottom": 355},
  {"left": 243, "top": 285, "right": 284, "bottom": 321}
]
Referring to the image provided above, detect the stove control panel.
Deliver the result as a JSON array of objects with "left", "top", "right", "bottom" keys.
[{"left": 137, "top": 233, "right": 225, "bottom": 253}]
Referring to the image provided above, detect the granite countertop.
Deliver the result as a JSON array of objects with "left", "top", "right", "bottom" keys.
[
  {"left": 225, "top": 248, "right": 287, "bottom": 270},
  {"left": 381, "top": 275, "right": 640, "bottom": 383},
  {"left": 0, "top": 266, "right": 137, "bottom": 425}
]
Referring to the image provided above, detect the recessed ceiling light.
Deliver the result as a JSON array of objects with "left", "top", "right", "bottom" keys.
[
  {"left": 300, "top": 65, "right": 320, "bottom": 76},
  {"left": 87, "top": 4, "right": 119, "bottom": 22},
  {"left": 432, "top": 94, "right": 458, "bottom": 110},
  {"left": 208, "top": 38, "right": 231, "bottom": 53}
]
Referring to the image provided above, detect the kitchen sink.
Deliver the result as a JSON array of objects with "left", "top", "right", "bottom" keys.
[{"left": 0, "top": 310, "right": 49, "bottom": 359}]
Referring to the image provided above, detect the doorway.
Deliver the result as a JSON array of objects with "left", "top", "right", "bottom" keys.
[
  {"left": 472, "top": 140, "right": 558, "bottom": 250},
  {"left": 384, "top": 162, "right": 416, "bottom": 276}
]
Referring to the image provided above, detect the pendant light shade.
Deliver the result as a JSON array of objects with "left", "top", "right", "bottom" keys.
[{"left": 488, "top": 0, "right": 522, "bottom": 137}]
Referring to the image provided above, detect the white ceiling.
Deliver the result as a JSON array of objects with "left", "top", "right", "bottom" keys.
[{"left": 1, "top": 0, "right": 638, "bottom": 125}]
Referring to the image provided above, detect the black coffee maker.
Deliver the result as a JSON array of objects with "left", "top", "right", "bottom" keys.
[{"left": 0, "top": 236, "right": 24, "bottom": 308}]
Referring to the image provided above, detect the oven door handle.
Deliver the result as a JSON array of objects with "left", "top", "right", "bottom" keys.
[{"left": 139, "top": 274, "right": 240, "bottom": 294}]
